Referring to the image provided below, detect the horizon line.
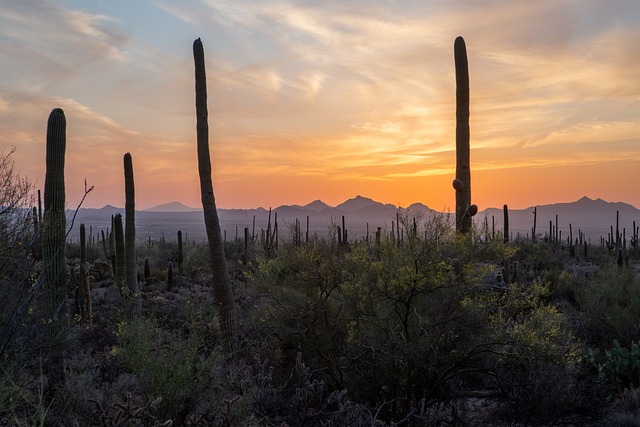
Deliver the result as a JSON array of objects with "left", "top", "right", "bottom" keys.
[{"left": 75, "top": 195, "right": 640, "bottom": 213}]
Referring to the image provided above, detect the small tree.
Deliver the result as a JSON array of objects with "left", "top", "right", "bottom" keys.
[{"left": 0, "top": 149, "right": 41, "bottom": 359}]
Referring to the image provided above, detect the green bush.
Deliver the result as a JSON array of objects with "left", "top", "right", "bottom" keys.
[
  {"left": 577, "top": 265, "right": 640, "bottom": 347},
  {"left": 487, "top": 280, "right": 584, "bottom": 420},
  {"left": 247, "top": 231, "right": 520, "bottom": 423},
  {"left": 113, "top": 314, "right": 227, "bottom": 424}
]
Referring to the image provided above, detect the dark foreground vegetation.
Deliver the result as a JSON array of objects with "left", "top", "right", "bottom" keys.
[{"left": 2, "top": 157, "right": 640, "bottom": 425}]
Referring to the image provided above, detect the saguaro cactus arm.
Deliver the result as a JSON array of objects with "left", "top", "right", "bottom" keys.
[{"left": 193, "top": 38, "right": 237, "bottom": 346}]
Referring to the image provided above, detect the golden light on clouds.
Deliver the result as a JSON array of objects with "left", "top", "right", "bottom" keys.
[{"left": 0, "top": 0, "right": 638, "bottom": 210}]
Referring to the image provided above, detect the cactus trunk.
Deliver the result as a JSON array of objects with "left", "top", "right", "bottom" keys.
[
  {"left": 453, "top": 36, "right": 476, "bottom": 233},
  {"left": 503, "top": 204, "right": 509, "bottom": 244},
  {"left": 43, "top": 108, "right": 67, "bottom": 322},
  {"left": 193, "top": 38, "right": 237, "bottom": 347},
  {"left": 124, "top": 153, "right": 140, "bottom": 313},
  {"left": 113, "top": 213, "right": 126, "bottom": 296},
  {"left": 144, "top": 257, "right": 150, "bottom": 285},
  {"left": 177, "top": 230, "right": 183, "bottom": 273}
]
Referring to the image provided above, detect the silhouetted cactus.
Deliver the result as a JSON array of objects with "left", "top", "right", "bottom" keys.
[
  {"left": 177, "top": 230, "right": 183, "bottom": 273},
  {"left": 569, "top": 224, "right": 575, "bottom": 258},
  {"left": 452, "top": 36, "right": 477, "bottom": 233},
  {"left": 503, "top": 204, "right": 509, "bottom": 244},
  {"left": 31, "top": 206, "right": 42, "bottom": 260},
  {"left": 101, "top": 226, "right": 116, "bottom": 276},
  {"left": 532, "top": 207, "right": 537, "bottom": 243},
  {"left": 43, "top": 108, "right": 67, "bottom": 321},
  {"left": 167, "top": 260, "right": 173, "bottom": 291},
  {"left": 124, "top": 153, "right": 140, "bottom": 312},
  {"left": 144, "top": 257, "right": 150, "bottom": 285},
  {"left": 193, "top": 37, "right": 237, "bottom": 346},
  {"left": 113, "top": 213, "right": 126, "bottom": 296}
]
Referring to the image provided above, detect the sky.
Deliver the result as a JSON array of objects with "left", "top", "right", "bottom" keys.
[{"left": 0, "top": 0, "right": 639, "bottom": 211}]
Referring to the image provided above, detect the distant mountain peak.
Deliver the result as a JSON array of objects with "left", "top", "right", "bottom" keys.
[
  {"left": 407, "top": 202, "right": 430, "bottom": 211},
  {"left": 576, "top": 196, "right": 593, "bottom": 203},
  {"left": 145, "top": 201, "right": 200, "bottom": 212},
  {"left": 100, "top": 204, "right": 120, "bottom": 210},
  {"left": 352, "top": 195, "right": 375, "bottom": 202},
  {"left": 574, "top": 196, "right": 611, "bottom": 207},
  {"left": 336, "top": 195, "right": 382, "bottom": 212},
  {"left": 304, "top": 199, "right": 331, "bottom": 212}
]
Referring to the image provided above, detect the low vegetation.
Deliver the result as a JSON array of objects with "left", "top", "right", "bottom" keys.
[{"left": 2, "top": 161, "right": 640, "bottom": 425}]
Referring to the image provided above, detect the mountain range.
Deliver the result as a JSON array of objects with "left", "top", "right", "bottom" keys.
[{"left": 70, "top": 195, "right": 639, "bottom": 244}]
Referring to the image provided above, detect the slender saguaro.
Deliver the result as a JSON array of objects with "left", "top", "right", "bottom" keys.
[
  {"left": 124, "top": 153, "right": 140, "bottom": 311},
  {"left": 503, "top": 204, "right": 509, "bottom": 244},
  {"left": 532, "top": 207, "right": 537, "bottom": 243},
  {"left": 193, "top": 38, "right": 237, "bottom": 345},
  {"left": 177, "top": 230, "right": 184, "bottom": 272},
  {"left": 113, "top": 213, "right": 126, "bottom": 296},
  {"left": 43, "top": 108, "right": 67, "bottom": 320},
  {"left": 452, "top": 36, "right": 477, "bottom": 233}
]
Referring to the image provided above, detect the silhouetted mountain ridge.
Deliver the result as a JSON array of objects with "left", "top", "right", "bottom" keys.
[
  {"left": 335, "top": 195, "right": 383, "bottom": 212},
  {"left": 304, "top": 200, "right": 331, "bottom": 212},
  {"left": 480, "top": 196, "right": 640, "bottom": 240},
  {"left": 145, "top": 201, "right": 200, "bottom": 212},
  {"left": 69, "top": 196, "right": 639, "bottom": 243}
]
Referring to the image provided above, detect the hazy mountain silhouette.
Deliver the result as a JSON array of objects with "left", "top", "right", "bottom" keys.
[
  {"left": 304, "top": 200, "right": 332, "bottom": 212},
  {"left": 145, "top": 201, "right": 200, "bottom": 212},
  {"left": 479, "top": 196, "right": 639, "bottom": 241},
  {"left": 68, "top": 195, "right": 639, "bottom": 244},
  {"left": 335, "top": 195, "right": 383, "bottom": 212}
]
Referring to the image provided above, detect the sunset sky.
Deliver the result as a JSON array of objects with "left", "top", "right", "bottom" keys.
[{"left": 1, "top": 0, "right": 639, "bottom": 210}]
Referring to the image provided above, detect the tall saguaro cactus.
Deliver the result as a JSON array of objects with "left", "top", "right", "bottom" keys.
[
  {"left": 177, "top": 230, "right": 184, "bottom": 273},
  {"left": 43, "top": 108, "right": 67, "bottom": 320},
  {"left": 113, "top": 213, "right": 126, "bottom": 296},
  {"left": 452, "top": 36, "right": 477, "bottom": 233},
  {"left": 503, "top": 204, "right": 509, "bottom": 244},
  {"left": 123, "top": 153, "right": 140, "bottom": 312},
  {"left": 193, "top": 38, "right": 237, "bottom": 345}
]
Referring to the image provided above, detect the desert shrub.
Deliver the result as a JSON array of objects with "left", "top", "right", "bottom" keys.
[
  {"left": 180, "top": 245, "right": 211, "bottom": 285},
  {"left": 0, "top": 364, "right": 50, "bottom": 426},
  {"left": 602, "top": 388, "right": 640, "bottom": 427},
  {"left": 0, "top": 149, "right": 74, "bottom": 422},
  {"left": 486, "top": 280, "right": 585, "bottom": 421},
  {"left": 247, "top": 229, "right": 513, "bottom": 423},
  {"left": 89, "top": 258, "right": 111, "bottom": 282},
  {"left": 576, "top": 264, "right": 640, "bottom": 347},
  {"left": 0, "top": 150, "right": 41, "bottom": 359},
  {"left": 112, "top": 315, "right": 227, "bottom": 424}
]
